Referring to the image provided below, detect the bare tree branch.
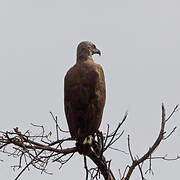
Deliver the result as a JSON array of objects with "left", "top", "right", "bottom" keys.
[
  {"left": 123, "top": 104, "right": 178, "bottom": 180},
  {"left": 0, "top": 104, "right": 179, "bottom": 180}
]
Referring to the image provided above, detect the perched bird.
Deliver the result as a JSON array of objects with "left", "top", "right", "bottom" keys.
[{"left": 64, "top": 41, "right": 106, "bottom": 151}]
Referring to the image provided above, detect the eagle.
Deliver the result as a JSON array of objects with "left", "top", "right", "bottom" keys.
[{"left": 64, "top": 41, "right": 106, "bottom": 150}]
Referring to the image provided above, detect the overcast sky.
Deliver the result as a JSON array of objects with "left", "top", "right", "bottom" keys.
[{"left": 0, "top": 0, "right": 180, "bottom": 179}]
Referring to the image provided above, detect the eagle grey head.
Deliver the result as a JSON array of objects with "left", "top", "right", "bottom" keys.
[{"left": 76, "top": 41, "right": 101, "bottom": 62}]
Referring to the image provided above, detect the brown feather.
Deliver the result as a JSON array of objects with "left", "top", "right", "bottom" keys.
[{"left": 64, "top": 42, "right": 106, "bottom": 143}]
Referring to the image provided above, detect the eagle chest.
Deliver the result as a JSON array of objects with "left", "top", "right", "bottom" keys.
[{"left": 66, "top": 64, "right": 99, "bottom": 102}]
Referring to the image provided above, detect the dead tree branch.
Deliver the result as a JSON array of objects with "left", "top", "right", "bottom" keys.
[
  {"left": 0, "top": 104, "right": 179, "bottom": 180},
  {"left": 122, "top": 104, "right": 179, "bottom": 180}
]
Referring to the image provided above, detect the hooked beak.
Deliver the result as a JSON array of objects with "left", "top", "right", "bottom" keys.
[{"left": 92, "top": 48, "right": 101, "bottom": 56}]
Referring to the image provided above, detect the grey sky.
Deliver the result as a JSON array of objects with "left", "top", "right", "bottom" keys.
[{"left": 0, "top": 0, "right": 180, "bottom": 179}]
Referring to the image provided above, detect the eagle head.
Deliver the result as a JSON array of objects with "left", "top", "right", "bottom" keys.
[{"left": 77, "top": 41, "right": 101, "bottom": 62}]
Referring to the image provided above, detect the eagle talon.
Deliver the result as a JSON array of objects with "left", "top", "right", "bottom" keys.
[{"left": 83, "top": 135, "right": 93, "bottom": 145}]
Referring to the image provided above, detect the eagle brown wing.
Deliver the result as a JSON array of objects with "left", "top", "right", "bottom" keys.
[{"left": 64, "top": 60, "right": 106, "bottom": 141}]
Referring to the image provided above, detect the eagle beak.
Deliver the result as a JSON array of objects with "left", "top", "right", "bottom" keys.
[{"left": 93, "top": 48, "right": 101, "bottom": 56}]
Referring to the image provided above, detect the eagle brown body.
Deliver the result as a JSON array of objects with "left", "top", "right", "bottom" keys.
[{"left": 64, "top": 41, "right": 106, "bottom": 144}]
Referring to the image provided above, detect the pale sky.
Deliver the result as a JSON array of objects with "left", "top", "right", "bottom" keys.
[{"left": 0, "top": 0, "right": 180, "bottom": 179}]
